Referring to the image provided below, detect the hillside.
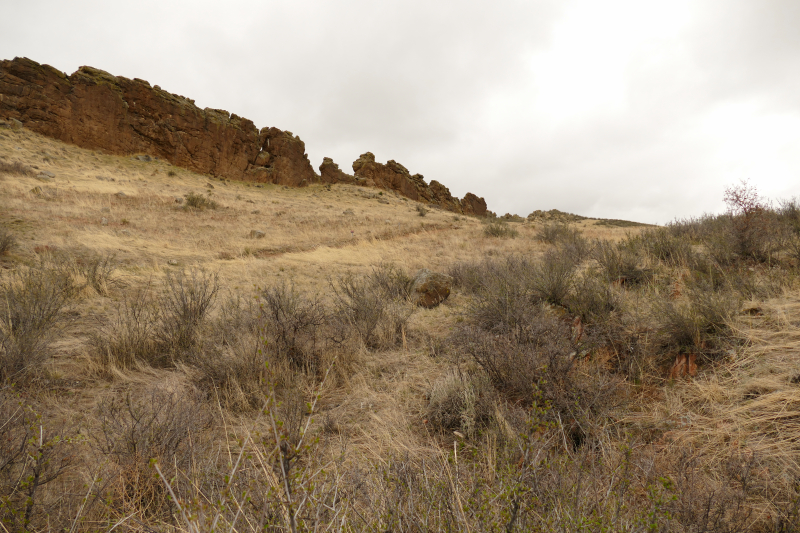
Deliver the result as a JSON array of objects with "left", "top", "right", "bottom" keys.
[{"left": 2, "top": 119, "right": 800, "bottom": 530}]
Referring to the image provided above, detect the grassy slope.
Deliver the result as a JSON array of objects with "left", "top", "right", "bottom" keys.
[{"left": 2, "top": 126, "right": 800, "bottom": 531}]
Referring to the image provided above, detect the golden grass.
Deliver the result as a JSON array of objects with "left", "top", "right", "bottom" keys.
[{"left": 6, "top": 126, "right": 799, "bottom": 530}]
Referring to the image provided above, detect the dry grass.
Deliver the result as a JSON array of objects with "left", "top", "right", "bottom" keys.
[{"left": 3, "top": 127, "right": 800, "bottom": 531}]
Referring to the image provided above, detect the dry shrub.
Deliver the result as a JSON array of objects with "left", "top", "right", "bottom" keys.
[
  {"left": 91, "top": 270, "right": 219, "bottom": 372},
  {"left": 368, "top": 262, "right": 413, "bottom": 300},
  {"left": 637, "top": 226, "right": 694, "bottom": 266},
  {"left": 192, "top": 294, "right": 270, "bottom": 411},
  {"left": 156, "top": 269, "right": 219, "bottom": 361},
  {"left": 95, "top": 387, "right": 211, "bottom": 522},
  {"left": 535, "top": 221, "right": 579, "bottom": 244},
  {"left": 466, "top": 256, "right": 536, "bottom": 338},
  {"left": 331, "top": 272, "right": 413, "bottom": 350},
  {"left": 566, "top": 270, "right": 618, "bottom": 325},
  {"left": 447, "top": 260, "right": 486, "bottom": 294},
  {"left": 654, "top": 285, "right": 741, "bottom": 360},
  {"left": 483, "top": 220, "right": 519, "bottom": 238},
  {"left": 426, "top": 368, "right": 497, "bottom": 438},
  {"left": 90, "top": 285, "right": 161, "bottom": 372},
  {"left": 594, "top": 239, "right": 652, "bottom": 285},
  {"left": 0, "top": 265, "right": 75, "bottom": 384},
  {"left": 183, "top": 191, "right": 219, "bottom": 210},
  {"left": 0, "top": 160, "right": 34, "bottom": 176},
  {"left": 530, "top": 246, "right": 580, "bottom": 306},
  {"left": 260, "top": 282, "right": 327, "bottom": 369},
  {"left": 74, "top": 250, "right": 117, "bottom": 295},
  {"left": 451, "top": 321, "right": 622, "bottom": 435}
]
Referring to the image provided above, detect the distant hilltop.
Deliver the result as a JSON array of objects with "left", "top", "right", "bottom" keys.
[{"left": 0, "top": 57, "right": 487, "bottom": 216}]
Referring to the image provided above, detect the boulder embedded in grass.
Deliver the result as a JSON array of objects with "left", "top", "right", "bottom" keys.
[{"left": 411, "top": 269, "right": 452, "bottom": 308}]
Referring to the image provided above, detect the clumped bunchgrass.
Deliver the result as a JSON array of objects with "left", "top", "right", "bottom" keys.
[
  {"left": 183, "top": 191, "right": 219, "bottom": 210},
  {"left": 483, "top": 220, "right": 519, "bottom": 238},
  {"left": 0, "top": 160, "right": 34, "bottom": 176}
]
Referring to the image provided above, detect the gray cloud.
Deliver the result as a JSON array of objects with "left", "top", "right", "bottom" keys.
[{"left": 3, "top": 0, "right": 800, "bottom": 223}]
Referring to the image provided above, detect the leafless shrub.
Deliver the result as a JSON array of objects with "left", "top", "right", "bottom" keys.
[
  {"left": 156, "top": 269, "right": 219, "bottom": 361},
  {"left": 331, "top": 272, "right": 413, "bottom": 350},
  {"left": 74, "top": 251, "right": 117, "bottom": 295},
  {"left": 95, "top": 388, "right": 211, "bottom": 522},
  {"left": 416, "top": 204, "right": 428, "bottom": 217},
  {"left": 0, "top": 265, "right": 75, "bottom": 384},
  {"left": 260, "top": 282, "right": 327, "bottom": 369},
  {"left": 447, "top": 261, "right": 486, "bottom": 294},
  {"left": 368, "top": 262, "right": 413, "bottom": 300},
  {"left": 594, "top": 239, "right": 652, "bottom": 285},
  {"left": 90, "top": 285, "right": 161, "bottom": 371}
]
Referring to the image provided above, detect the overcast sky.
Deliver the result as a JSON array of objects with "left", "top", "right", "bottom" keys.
[{"left": 3, "top": 0, "right": 800, "bottom": 223}]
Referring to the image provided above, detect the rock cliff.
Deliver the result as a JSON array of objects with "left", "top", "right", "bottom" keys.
[
  {"left": 1, "top": 57, "right": 488, "bottom": 215},
  {"left": 0, "top": 57, "right": 316, "bottom": 186}
]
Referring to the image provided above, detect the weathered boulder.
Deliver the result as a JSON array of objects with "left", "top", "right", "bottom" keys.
[
  {"left": 411, "top": 269, "right": 452, "bottom": 309},
  {"left": 0, "top": 57, "right": 317, "bottom": 185}
]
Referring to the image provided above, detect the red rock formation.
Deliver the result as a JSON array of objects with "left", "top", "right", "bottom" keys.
[
  {"left": 1, "top": 57, "right": 489, "bottom": 215},
  {"left": 0, "top": 57, "right": 316, "bottom": 185},
  {"left": 319, "top": 157, "right": 355, "bottom": 184},
  {"left": 350, "top": 152, "right": 488, "bottom": 216}
]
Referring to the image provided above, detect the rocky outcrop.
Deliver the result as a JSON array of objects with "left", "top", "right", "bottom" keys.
[
  {"left": 350, "top": 152, "right": 488, "bottom": 216},
  {"left": 1, "top": 57, "right": 490, "bottom": 215},
  {"left": 319, "top": 157, "right": 355, "bottom": 184},
  {"left": 0, "top": 57, "right": 316, "bottom": 185}
]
